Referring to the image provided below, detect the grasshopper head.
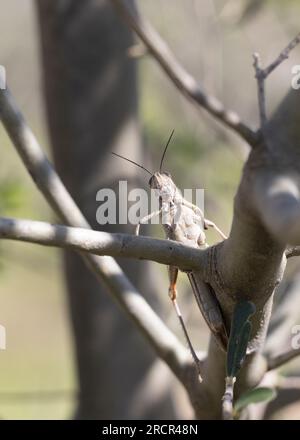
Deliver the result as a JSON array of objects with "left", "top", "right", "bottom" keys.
[
  {"left": 149, "top": 172, "right": 177, "bottom": 202},
  {"left": 149, "top": 171, "right": 173, "bottom": 189}
]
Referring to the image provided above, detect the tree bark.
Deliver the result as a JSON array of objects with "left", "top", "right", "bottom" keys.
[{"left": 189, "top": 90, "right": 300, "bottom": 418}]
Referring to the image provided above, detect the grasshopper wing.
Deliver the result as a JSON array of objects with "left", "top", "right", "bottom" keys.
[{"left": 188, "top": 272, "right": 228, "bottom": 351}]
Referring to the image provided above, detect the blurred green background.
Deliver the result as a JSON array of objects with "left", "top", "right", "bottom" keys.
[{"left": 1, "top": 0, "right": 300, "bottom": 419}]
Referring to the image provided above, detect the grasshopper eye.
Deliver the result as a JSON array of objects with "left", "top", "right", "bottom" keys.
[{"left": 164, "top": 172, "right": 172, "bottom": 178}]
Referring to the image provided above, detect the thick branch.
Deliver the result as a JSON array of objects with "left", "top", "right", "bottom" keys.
[
  {"left": 251, "top": 71, "right": 300, "bottom": 248},
  {"left": 251, "top": 34, "right": 300, "bottom": 246},
  {"left": 110, "top": 0, "right": 258, "bottom": 147},
  {"left": 0, "top": 216, "right": 208, "bottom": 272},
  {"left": 255, "top": 171, "right": 300, "bottom": 246},
  {"left": 0, "top": 87, "right": 190, "bottom": 380},
  {"left": 192, "top": 65, "right": 296, "bottom": 420}
]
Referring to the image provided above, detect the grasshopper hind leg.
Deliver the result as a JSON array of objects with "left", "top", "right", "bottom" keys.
[{"left": 168, "top": 266, "right": 202, "bottom": 380}]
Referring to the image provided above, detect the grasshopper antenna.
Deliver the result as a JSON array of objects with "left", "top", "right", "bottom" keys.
[
  {"left": 159, "top": 129, "right": 175, "bottom": 173},
  {"left": 111, "top": 152, "right": 152, "bottom": 176}
]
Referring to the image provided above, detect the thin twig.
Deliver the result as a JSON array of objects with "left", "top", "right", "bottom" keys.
[
  {"left": 253, "top": 53, "right": 267, "bottom": 127},
  {"left": 0, "top": 87, "right": 191, "bottom": 379},
  {"left": 110, "top": 0, "right": 258, "bottom": 147},
  {"left": 267, "top": 348, "right": 300, "bottom": 371},
  {"left": 0, "top": 216, "right": 208, "bottom": 273},
  {"left": 127, "top": 42, "right": 148, "bottom": 58},
  {"left": 222, "top": 376, "right": 236, "bottom": 420},
  {"left": 253, "top": 32, "right": 300, "bottom": 128},
  {"left": 263, "top": 32, "right": 300, "bottom": 78}
]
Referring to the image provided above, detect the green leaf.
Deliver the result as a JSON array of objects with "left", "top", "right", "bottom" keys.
[
  {"left": 234, "top": 387, "right": 277, "bottom": 413},
  {"left": 226, "top": 301, "right": 256, "bottom": 378},
  {"left": 234, "top": 321, "right": 251, "bottom": 372},
  {"left": 231, "top": 301, "right": 256, "bottom": 337}
]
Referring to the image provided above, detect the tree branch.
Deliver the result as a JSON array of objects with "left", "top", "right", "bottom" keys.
[
  {"left": 110, "top": 0, "right": 258, "bottom": 147},
  {"left": 254, "top": 172, "right": 300, "bottom": 246},
  {"left": 0, "top": 216, "right": 208, "bottom": 273},
  {"left": 263, "top": 32, "right": 300, "bottom": 79},
  {"left": 253, "top": 53, "right": 267, "bottom": 127},
  {"left": 267, "top": 348, "right": 300, "bottom": 371},
  {"left": 253, "top": 32, "right": 300, "bottom": 128},
  {"left": 0, "top": 87, "right": 192, "bottom": 381}
]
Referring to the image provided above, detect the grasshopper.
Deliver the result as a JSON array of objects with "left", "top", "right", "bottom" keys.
[{"left": 112, "top": 130, "right": 228, "bottom": 375}]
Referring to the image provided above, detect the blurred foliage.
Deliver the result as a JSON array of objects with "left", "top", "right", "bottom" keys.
[
  {"left": 217, "top": 0, "right": 300, "bottom": 23},
  {"left": 0, "top": 179, "right": 23, "bottom": 215},
  {"left": 0, "top": 178, "right": 24, "bottom": 272},
  {"left": 234, "top": 387, "right": 277, "bottom": 416}
]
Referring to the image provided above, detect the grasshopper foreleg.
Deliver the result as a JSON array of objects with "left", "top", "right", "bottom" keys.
[{"left": 135, "top": 209, "right": 162, "bottom": 235}]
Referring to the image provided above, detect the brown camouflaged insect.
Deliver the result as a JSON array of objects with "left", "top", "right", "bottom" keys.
[{"left": 113, "top": 130, "right": 228, "bottom": 377}]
